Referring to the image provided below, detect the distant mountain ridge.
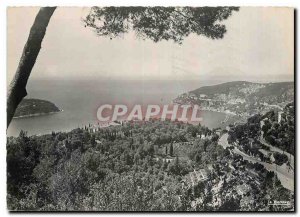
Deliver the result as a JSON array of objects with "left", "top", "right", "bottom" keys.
[
  {"left": 174, "top": 81, "right": 294, "bottom": 116},
  {"left": 191, "top": 81, "right": 293, "bottom": 100}
]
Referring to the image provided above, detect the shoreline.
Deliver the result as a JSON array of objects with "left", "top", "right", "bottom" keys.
[
  {"left": 13, "top": 110, "right": 63, "bottom": 119},
  {"left": 8, "top": 109, "right": 245, "bottom": 137},
  {"left": 200, "top": 108, "right": 237, "bottom": 116}
]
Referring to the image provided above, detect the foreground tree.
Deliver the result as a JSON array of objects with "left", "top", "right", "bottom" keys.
[
  {"left": 7, "top": 6, "right": 238, "bottom": 127},
  {"left": 7, "top": 7, "right": 56, "bottom": 128}
]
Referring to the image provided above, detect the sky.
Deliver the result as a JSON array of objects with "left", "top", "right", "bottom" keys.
[{"left": 7, "top": 7, "right": 294, "bottom": 83}]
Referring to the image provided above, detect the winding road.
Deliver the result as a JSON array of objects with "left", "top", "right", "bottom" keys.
[{"left": 218, "top": 133, "right": 294, "bottom": 192}]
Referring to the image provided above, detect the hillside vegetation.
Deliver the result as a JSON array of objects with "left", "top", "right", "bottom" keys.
[
  {"left": 174, "top": 81, "right": 294, "bottom": 116},
  {"left": 13, "top": 98, "right": 61, "bottom": 118},
  {"left": 7, "top": 119, "right": 292, "bottom": 211}
]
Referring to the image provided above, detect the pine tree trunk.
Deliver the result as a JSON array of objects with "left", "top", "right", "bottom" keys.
[{"left": 7, "top": 7, "right": 56, "bottom": 128}]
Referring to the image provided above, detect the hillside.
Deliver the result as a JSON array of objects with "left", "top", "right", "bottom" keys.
[
  {"left": 7, "top": 119, "right": 293, "bottom": 211},
  {"left": 174, "top": 81, "right": 294, "bottom": 116},
  {"left": 226, "top": 102, "right": 294, "bottom": 191},
  {"left": 13, "top": 98, "right": 61, "bottom": 118}
]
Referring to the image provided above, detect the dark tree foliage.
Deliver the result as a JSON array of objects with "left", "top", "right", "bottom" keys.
[
  {"left": 273, "top": 152, "right": 288, "bottom": 166},
  {"left": 84, "top": 7, "right": 239, "bottom": 44},
  {"left": 218, "top": 197, "right": 240, "bottom": 211}
]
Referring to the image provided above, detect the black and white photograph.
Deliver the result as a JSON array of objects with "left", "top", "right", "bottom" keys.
[{"left": 5, "top": 5, "right": 295, "bottom": 212}]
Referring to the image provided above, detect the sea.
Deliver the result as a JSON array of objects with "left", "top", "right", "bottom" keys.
[{"left": 7, "top": 79, "right": 230, "bottom": 137}]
